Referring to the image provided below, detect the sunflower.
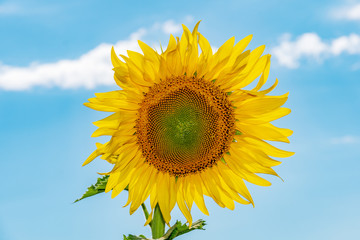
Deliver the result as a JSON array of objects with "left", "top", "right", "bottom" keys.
[{"left": 83, "top": 22, "right": 293, "bottom": 227}]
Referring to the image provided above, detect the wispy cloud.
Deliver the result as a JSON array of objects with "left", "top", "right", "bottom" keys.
[
  {"left": 330, "top": 135, "right": 360, "bottom": 145},
  {"left": 351, "top": 61, "right": 360, "bottom": 71},
  {"left": 162, "top": 20, "right": 182, "bottom": 35},
  {"left": 330, "top": 2, "right": 360, "bottom": 21},
  {"left": 271, "top": 33, "right": 360, "bottom": 68},
  {"left": 0, "top": 2, "right": 21, "bottom": 15},
  {"left": 0, "top": 20, "right": 187, "bottom": 91},
  {"left": 0, "top": 2, "right": 58, "bottom": 16}
]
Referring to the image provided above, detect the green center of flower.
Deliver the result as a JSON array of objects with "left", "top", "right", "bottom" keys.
[{"left": 165, "top": 106, "right": 200, "bottom": 148}]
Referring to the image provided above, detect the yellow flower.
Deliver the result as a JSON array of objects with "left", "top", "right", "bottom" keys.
[{"left": 83, "top": 22, "right": 293, "bottom": 227}]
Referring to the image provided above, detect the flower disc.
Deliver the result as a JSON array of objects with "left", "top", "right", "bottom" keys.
[{"left": 136, "top": 75, "right": 235, "bottom": 176}]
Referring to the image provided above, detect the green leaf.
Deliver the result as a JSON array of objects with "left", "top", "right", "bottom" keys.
[
  {"left": 165, "top": 219, "right": 206, "bottom": 240},
  {"left": 74, "top": 175, "right": 109, "bottom": 203},
  {"left": 123, "top": 234, "right": 147, "bottom": 240}
]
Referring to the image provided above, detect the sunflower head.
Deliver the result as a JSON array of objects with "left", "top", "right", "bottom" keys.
[{"left": 83, "top": 21, "right": 294, "bottom": 227}]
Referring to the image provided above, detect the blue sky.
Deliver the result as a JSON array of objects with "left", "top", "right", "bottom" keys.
[{"left": 1, "top": 0, "right": 360, "bottom": 239}]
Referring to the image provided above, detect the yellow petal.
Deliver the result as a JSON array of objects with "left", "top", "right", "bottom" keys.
[
  {"left": 217, "top": 164, "right": 254, "bottom": 205},
  {"left": 213, "top": 166, "right": 250, "bottom": 205},
  {"left": 243, "top": 45, "right": 266, "bottom": 72},
  {"left": 144, "top": 208, "right": 154, "bottom": 226},
  {"left": 237, "top": 122, "right": 292, "bottom": 143},
  {"left": 200, "top": 171, "right": 225, "bottom": 208},
  {"left": 157, "top": 172, "right": 171, "bottom": 224},
  {"left": 260, "top": 78, "right": 278, "bottom": 94},
  {"left": 183, "top": 177, "right": 194, "bottom": 211},
  {"left": 129, "top": 164, "right": 151, "bottom": 214},
  {"left": 252, "top": 55, "right": 271, "bottom": 92},
  {"left": 121, "top": 55, "right": 152, "bottom": 87},
  {"left": 84, "top": 102, "right": 119, "bottom": 112},
  {"left": 224, "top": 153, "right": 272, "bottom": 186},
  {"left": 239, "top": 107, "right": 291, "bottom": 124},
  {"left": 168, "top": 175, "right": 178, "bottom": 213},
  {"left": 235, "top": 93, "right": 289, "bottom": 116},
  {"left": 207, "top": 168, "right": 235, "bottom": 210},
  {"left": 176, "top": 178, "right": 193, "bottom": 226},
  {"left": 243, "top": 136, "right": 295, "bottom": 158},
  {"left": 138, "top": 40, "right": 160, "bottom": 62},
  {"left": 214, "top": 37, "right": 235, "bottom": 62},
  {"left": 230, "top": 145, "right": 280, "bottom": 177},
  {"left": 227, "top": 34, "right": 253, "bottom": 67},
  {"left": 198, "top": 32, "right": 212, "bottom": 57},
  {"left": 229, "top": 54, "right": 268, "bottom": 90},
  {"left": 191, "top": 175, "right": 209, "bottom": 215},
  {"left": 111, "top": 46, "right": 123, "bottom": 68}
]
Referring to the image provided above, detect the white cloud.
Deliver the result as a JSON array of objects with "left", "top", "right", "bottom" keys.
[
  {"left": 271, "top": 33, "right": 328, "bottom": 68},
  {"left": 331, "top": 3, "right": 360, "bottom": 21},
  {"left": 0, "top": 30, "right": 144, "bottom": 91},
  {"left": 0, "top": 19, "right": 187, "bottom": 91},
  {"left": 0, "top": 2, "right": 57, "bottom": 16},
  {"left": 331, "top": 34, "right": 360, "bottom": 55},
  {"left": 184, "top": 15, "right": 195, "bottom": 24},
  {"left": 0, "top": 2, "right": 21, "bottom": 15},
  {"left": 162, "top": 20, "right": 182, "bottom": 35},
  {"left": 271, "top": 33, "right": 360, "bottom": 68},
  {"left": 330, "top": 135, "right": 360, "bottom": 144}
]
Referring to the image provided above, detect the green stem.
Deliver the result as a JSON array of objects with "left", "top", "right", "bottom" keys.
[
  {"left": 151, "top": 204, "right": 165, "bottom": 239},
  {"left": 141, "top": 203, "right": 152, "bottom": 227}
]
